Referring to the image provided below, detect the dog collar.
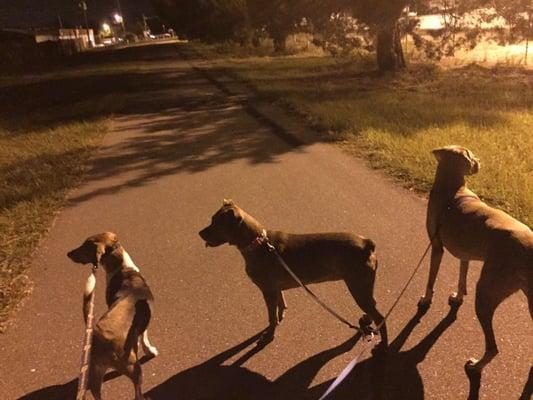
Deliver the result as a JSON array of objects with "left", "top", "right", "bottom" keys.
[{"left": 240, "top": 229, "right": 268, "bottom": 253}]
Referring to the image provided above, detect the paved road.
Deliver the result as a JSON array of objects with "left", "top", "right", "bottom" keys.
[{"left": 0, "top": 44, "right": 530, "bottom": 400}]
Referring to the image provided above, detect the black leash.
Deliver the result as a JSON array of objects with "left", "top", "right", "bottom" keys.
[{"left": 263, "top": 230, "right": 438, "bottom": 400}]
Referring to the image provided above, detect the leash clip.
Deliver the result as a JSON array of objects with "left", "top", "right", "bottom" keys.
[
  {"left": 358, "top": 314, "right": 376, "bottom": 341},
  {"left": 266, "top": 241, "right": 276, "bottom": 253}
]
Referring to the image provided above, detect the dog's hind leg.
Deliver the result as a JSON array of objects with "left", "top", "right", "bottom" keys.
[
  {"left": 87, "top": 361, "right": 106, "bottom": 400},
  {"left": 465, "top": 260, "right": 517, "bottom": 374},
  {"left": 450, "top": 260, "right": 469, "bottom": 306},
  {"left": 141, "top": 330, "right": 158, "bottom": 358},
  {"left": 277, "top": 291, "right": 287, "bottom": 323},
  {"left": 346, "top": 282, "right": 388, "bottom": 348},
  {"left": 119, "top": 362, "right": 144, "bottom": 400}
]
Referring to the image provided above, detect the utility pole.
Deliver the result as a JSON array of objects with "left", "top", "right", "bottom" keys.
[
  {"left": 116, "top": 0, "right": 126, "bottom": 34},
  {"left": 79, "top": 1, "right": 91, "bottom": 47}
]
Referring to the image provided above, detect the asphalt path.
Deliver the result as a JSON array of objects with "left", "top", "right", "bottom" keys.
[{"left": 0, "top": 43, "right": 531, "bottom": 400}]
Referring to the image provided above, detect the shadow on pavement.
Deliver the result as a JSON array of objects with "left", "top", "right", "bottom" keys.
[
  {"left": 146, "top": 305, "right": 459, "bottom": 400},
  {"left": 17, "top": 306, "right": 461, "bottom": 400},
  {"left": 1, "top": 42, "right": 313, "bottom": 210},
  {"left": 16, "top": 355, "right": 154, "bottom": 400},
  {"left": 325, "top": 304, "right": 459, "bottom": 400},
  {"left": 145, "top": 329, "right": 362, "bottom": 400}
]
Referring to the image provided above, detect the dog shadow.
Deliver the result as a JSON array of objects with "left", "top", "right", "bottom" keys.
[
  {"left": 320, "top": 304, "right": 460, "bottom": 400},
  {"left": 145, "top": 305, "right": 458, "bottom": 400},
  {"left": 145, "top": 329, "right": 363, "bottom": 400},
  {"left": 25, "top": 304, "right": 530, "bottom": 400},
  {"left": 17, "top": 355, "right": 156, "bottom": 400}
]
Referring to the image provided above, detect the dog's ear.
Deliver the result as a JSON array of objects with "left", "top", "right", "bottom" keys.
[
  {"left": 223, "top": 198, "right": 234, "bottom": 206},
  {"left": 431, "top": 147, "right": 447, "bottom": 162},
  {"left": 462, "top": 148, "right": 480, "bottom": 175},
  {"left": 225, "top": 206, "right": 243, "bottom": 223},
  {"left": 95, "top": 242, "right": 106, "bottom": 266}
]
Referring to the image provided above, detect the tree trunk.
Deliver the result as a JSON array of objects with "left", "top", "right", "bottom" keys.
[
  {"left": 376, "top": 22, "right": 405, "bottom": 71},
  {"left": 271, "top": 29, "right": 288, "bottom": 52}
]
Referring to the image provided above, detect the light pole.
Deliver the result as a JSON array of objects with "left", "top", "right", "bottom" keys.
[
  {"left": 116, "top": 0, "right": 126, "bottom": 35},
  {"left": 79, "top": 1, "right": 91, "bottom": 47}
]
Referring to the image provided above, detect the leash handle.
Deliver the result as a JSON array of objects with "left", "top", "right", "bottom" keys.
[{"left": 76, "top": 268, "right": 97, "bottom": 400}]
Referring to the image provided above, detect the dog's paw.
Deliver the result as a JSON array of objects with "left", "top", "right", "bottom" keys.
[
  {"left": 277, "top": 308, "right": 286, "bottom": 323},
  {"left": 143, "top": 345, "right": 159, "bottom": 358},
  {"left": 464, "top": 358, "right": 482, "bottom": 379},
  {"left": 448, "top": 292, "right": 464, "bottom": 307}
]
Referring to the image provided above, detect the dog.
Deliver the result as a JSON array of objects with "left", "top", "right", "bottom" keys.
[
  {"left": 199, "top": 199, "right": 388, "bottom": 347},
  {"left": 418, "top": 145, "right": 532, "bottom": 375},
  {"left": 67, "top": 232, "right": 158, "bottom": 400}
]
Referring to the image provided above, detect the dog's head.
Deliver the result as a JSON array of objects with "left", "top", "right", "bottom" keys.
[
  {"left": 432, "top": 145, "right": 480, "bottom": 176},
  {"left": 199, "top": 199, "right": 260, "bottom": 248},
  {"left": 67, "top": 232, "right": 120, "bottom": 267}
]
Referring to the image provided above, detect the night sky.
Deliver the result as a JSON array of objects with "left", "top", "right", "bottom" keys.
[{"left": 0, "top": 0, "right": 154, "bottom": 29}]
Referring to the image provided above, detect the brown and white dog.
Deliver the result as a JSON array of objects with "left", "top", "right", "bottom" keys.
[
  {"left": 199, "top": 200, "right": 387, "bottom": 348},
  {"left": 68, "top": 232, "right": 158, "bottom": 400},
  {"left": 418, "top": 145, "right": 532, "bottom": 375}
]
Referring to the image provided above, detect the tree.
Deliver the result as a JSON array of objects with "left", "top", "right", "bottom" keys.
[
  {"left": 349, "top": 0, "right": 409, "bottom": 71},
  {"left": 151, "top": 0, "right": 248, "bottom": 42},
  {"left": 493, "top": 0, "right": 532, "bottom": 64}
]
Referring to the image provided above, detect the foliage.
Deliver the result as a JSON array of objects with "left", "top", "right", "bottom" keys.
[{"left": 150, "top": 0, "right": 533, "bottom": 69}]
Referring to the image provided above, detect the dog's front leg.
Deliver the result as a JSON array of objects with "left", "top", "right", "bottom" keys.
[
  {"left": 449, "top": 260, "right": 469, "bottom": 306},
  {"left": 258, "top": 289, "right": 278, "bottom": 345},
  {"left": 277, "top": 291, "right": 287, "bottom": 323},
  {"left": 141, "top": 330, "right": 158, "bottom": 358},
  {"left": 419, "top": 243, "right": 444, "bottom": 309}
]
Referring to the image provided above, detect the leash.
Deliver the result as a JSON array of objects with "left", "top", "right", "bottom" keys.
[
  {"left": 263, "top": 230, "right": 437, "bottom": 399},
  {"left": 76, "top": 266, "right": 98, "bottom": 400}
]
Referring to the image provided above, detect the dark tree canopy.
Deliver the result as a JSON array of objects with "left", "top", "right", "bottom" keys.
[{"left": 151, "top": 0, "right": 532, "bottom": 70}]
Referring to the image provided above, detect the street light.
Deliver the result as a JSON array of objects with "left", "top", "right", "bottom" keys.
[{"left": 113, "top": 13, "right": 123, "bottom": 24}]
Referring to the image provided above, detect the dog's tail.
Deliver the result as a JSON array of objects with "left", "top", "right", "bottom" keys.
[{"left": 83, "top": 273, "right": 96, "bottom": 326}]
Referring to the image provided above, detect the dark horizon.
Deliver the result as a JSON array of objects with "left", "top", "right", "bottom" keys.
[{"left": 0, "top": 0, "right": 154, "bottom": 29}]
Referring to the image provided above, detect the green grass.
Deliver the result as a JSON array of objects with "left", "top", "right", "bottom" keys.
[
  {"left": 192, "top": 45, "right": 532, "bottom": 225},
  {"left": 0, "top": 41, "right": 195, "bottom": 330},
  {"left": 0, "top": 120, "right": 108, "bottom": 329}
]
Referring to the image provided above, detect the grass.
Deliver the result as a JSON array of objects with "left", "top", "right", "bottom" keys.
[
  {"left": 188, "top": 43, "right": 532, "bottom": 226},
  {"left": 0, "top": 119, "right": 108, "bottom": 329},
  {"left": 0, "top": 43, "right": 175, "bottom": 330}
]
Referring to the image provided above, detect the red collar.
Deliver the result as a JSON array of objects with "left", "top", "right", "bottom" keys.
[{"left": 240, "top": 229, "right": 267, "bottom": 253}]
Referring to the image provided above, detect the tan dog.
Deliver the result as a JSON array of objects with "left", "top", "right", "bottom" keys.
[
  {"left": 418, "top": 145, "right": 532, "bottom": 375},
  {"left": 67, "top": 232, "right": 158, "bottom": 400},
  {"left": 199, "top": 200, "right": 388, "bottom": 347}
]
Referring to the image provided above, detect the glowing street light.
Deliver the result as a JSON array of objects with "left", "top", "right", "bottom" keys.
[
  {"left": 113, "top": 13, "right": 123, "bottom": 24},
  {"left": 101, "top": 23, "right": 111, "bottom": 34}
]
